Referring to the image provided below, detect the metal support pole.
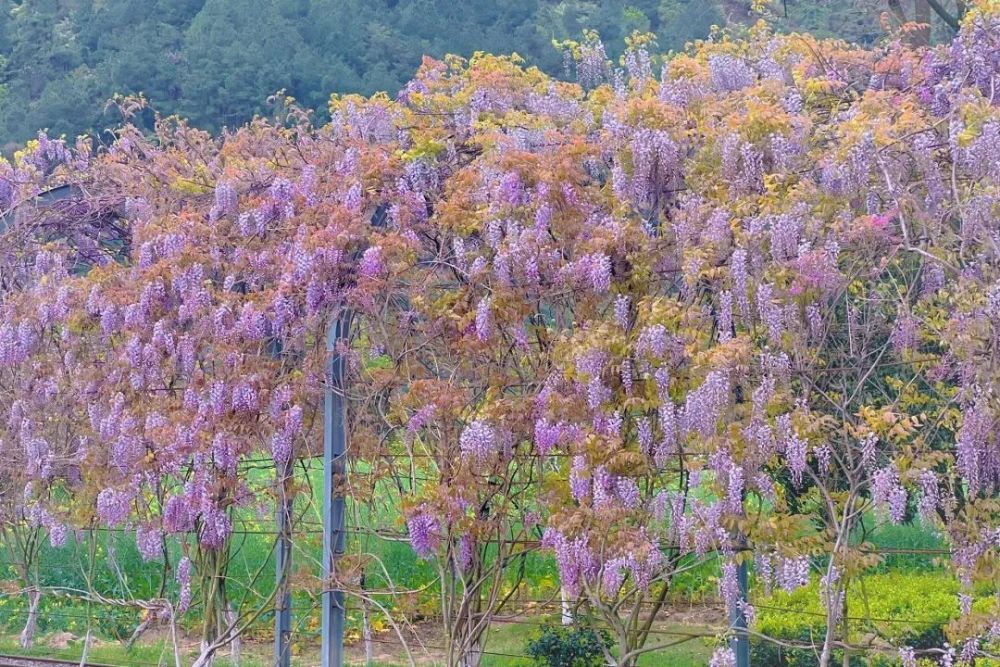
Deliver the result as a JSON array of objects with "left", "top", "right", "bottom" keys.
[
  {"left": 273, "top": 457, "right": 293, "bottom": 667},
  {"left": 731, "top": 381, "right": 750, "bottom": 667},
  {"left": 322, "top": 312, "right": 352, "bottom": 667},
  {"left": 730, "top": 558, "right": 750, "bottom": 667}
]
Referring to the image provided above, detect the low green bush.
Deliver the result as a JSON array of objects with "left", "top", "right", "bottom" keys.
[{"left": 526, "top": 625, "right": 612, "bottom": 667}]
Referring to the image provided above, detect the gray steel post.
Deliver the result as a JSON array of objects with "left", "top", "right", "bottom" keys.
[
  {"left": 322, "top": 312, "right": 352, "bottom": 667},
  {"left": 274, "top": 457, "right": 293, "bottom": 667},
  {"left": 730, "top": 558, "right": 750, "bottom": 667}
]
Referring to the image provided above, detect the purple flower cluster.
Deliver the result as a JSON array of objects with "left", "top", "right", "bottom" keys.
[
  {"left": 584, "top": 465, "right": 645, "bottom": 512},
  {"left": 406, "top": 404, "right": 437, "bottom": 442},
  {"left": 199, "top": 506, "right": 232, "bottom": 549},
  {"left": 709, "top": 55, "right": 755, "bottom": 92},
  {"left": 872, "top": 465, "right": 907, "bottom": 524},
  {"left": 813, "top": 444, "right": 831, "bottom": 472},
  {"left": 615, "top": 477, "right": 641, "bottom": 510},
  {"left": 719, "top": 560, "right": 740, "bottom": 613},
  {"left": 624, "top": 47, "right": 652, "bottom": 84},
  {"left": 620, "top": 358, "right": 633, "bottom": 395},
  {"left": 344, "top": 183, "right": 364, "bottom": 212},
  {"left": 769, "top": 133, "right": 801, "bottom": 171},
  {"left": 636, "top": 324, "right": 671, "bottom": 359},
  {"left": 756, "top": 283, "right": 785, "bottom": 343},
  {"left": 756, "top": 553, "right": 775, "bottom": 595},
  {"left": 890, "top": 313, "right": 919, "bottom": 354},
  {"left": 498, "top": 171, "right": 525, "bottom": 207},
  {"left": 775, "top": 555, "right": 810, "bottom": 592},
  {"left": 136, "top": 526, "right": 163, "bottom": 562},
  {"left": 474, "top": 296, "right": 493, "bottom": 341},
  {"left": 613, "top": 294, "right": 630, "bottom": 329},
  {"left": 407, "top": 508, "right": 440, "bottom": 559},
  {"left": 721, "top": 135, "right": 763, "bottom": 195},
  {"left": 584, "top": 253, "right": 612, "bottom": 293},
  {"left": 48, "top": 523, "right": 67, "bottom": 548},
  {"left": 96, "top": 488, "right": 131, "bottom": 527},
  {"left": 212, "top": 433, "right": 237, "bottom": 475},
  {"left": 655, "top": 402, "right": 678, "bottom": 469},
  {"left": 917, "top": 469, "right": 939, "bottom": 523},
  {"left": 534, "top": 418, "right": 563, "bottom": 457},
  {"left": 768, "top": 213, "right": 801, "bottom": 262},
  {"left": 176, "top": 556, "right": 192, "bottom": 613},
  {"left": 542, "top": 527, "right": 599, "bottom": 597},
  {"left": 209, "top": 181, "right": 238, "bottom": 222},
  {"left": 718, "top": 291, "right": 734, "bottom": 342},
  {"left": 960, "top": 638, "right": 979, "bottom": 664},
  {"left": 682, "top": 370, "right": 730, "bottom": 437},
  {"left": 576, "top": 36, "right": 610, "bottom": 88},
  {"left": 709, "top": 647, "right": 736, "bottom": 667},
  {"left": 959, "top": 592, "right": 973, "bottom": 617},
  {"left": 570, "top": 456, "right": 590, "bottom": 503},
  {"left": 231, "top": 381, "right": 258, "bottom": 414},
  {"left": 601, "top": 556, "right": 627, "bottom": 595},
  {"left": 163, "top": 495, "right": 195, "bottom": 533},
  {"left": 859, "top": 432, "right": 878, "bottom": 471},
  {"left": 459, "top": 419, "right": 497, "bottom": 462},
  {"left": 592, "top": 466, "right": 614, "bottom": 509},
  {"left": 26, "top": 132, "right": 72, "bottom": 173},
  {"left": 631, "top": 129, "right": 678, "bottom": 206},
  {"left": 359, "top": 246, "right": 384, "bottom": 279},
  {"left": 271, "top": 430, "right": 292, "bottom": 466},
  {"left": 777, "top": 414, "right": 808, "bottom": 487},
  {"left": 956, "top": 400, "right": 998, "bottom": 497},
  {"left": 526, "top": 89, "right": 584, "bottom": 124},
  {"left": 730, "top": 247, "right": 751, "bottom": 324},
  {"left": 456, "top": 534, "right": 474, "bottom": 571},
  {"left": 600, "top": 547, "right": 662, "bottom": 595}
]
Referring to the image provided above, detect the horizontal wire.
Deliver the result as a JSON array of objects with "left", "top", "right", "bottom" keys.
[{"left": 71, "top": 525, "right": 953, "bottom": 555}]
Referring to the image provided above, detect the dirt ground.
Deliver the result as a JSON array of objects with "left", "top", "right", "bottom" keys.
[
  {"left": 16, "top": 602, "right": 726, "bottom": 666},
  {"left": 264, "top": 603, "right": 726, "bottom": 666}
]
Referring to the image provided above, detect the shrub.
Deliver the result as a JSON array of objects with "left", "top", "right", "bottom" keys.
[{"left": 526, "top": 625, "right": 613, "bottom": 667}]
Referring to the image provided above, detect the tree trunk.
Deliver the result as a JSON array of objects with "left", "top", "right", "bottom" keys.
[
  {"left": 618, "top": 636, "right": 638, "bottom": 667},
  {"left": 449, "top": 615, "right": 484, "bottom": 667},
  {"left": 198, "top": 568, "right": 218, "bottom": 667},
  {"left": 457, "top": 641, "right": 482, "bottom": 667},
  {"left": 79, "top": 629, "right": 92, "bottom": 667},
  {"left": 819, "top": 591, "right": 835, "bottom": 667},
  {"left": 197, "top": 640, "right": 215, "bottom": 667},
  {"left": 127, "top": 615, "right": 154, "bottom": 649},
  {"left": 841, "top": 592, "right": 850, "bottom": 667},
  {"left": 362, "top": 599, "right": 374, "bottom": 667},
  {"left": 819, "top": 637, "right": 833, "bottom": 667},
  {"left": 224, "top": 602, "right": 240, "bottom": 665},
  {"left": 560, "top": 586, "right": 572, "bottom": 626},
  {"left": 19, "top": 587, "right": 40, "bottom": 649}
]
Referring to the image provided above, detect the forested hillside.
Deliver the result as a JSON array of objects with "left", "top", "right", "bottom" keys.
[{"left": 0, "top": 0, "right": 954, "bottom": 149}]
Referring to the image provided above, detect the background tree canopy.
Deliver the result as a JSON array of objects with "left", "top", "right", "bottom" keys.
[{"left": 0, "top": 0, "right": 962, "bottom": 150}]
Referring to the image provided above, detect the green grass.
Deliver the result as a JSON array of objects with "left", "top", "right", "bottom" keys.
[
  {"left": 863, "top": 518, "right": 948, "bottom": 571},
  {"left": 467, "top": 616, "right": 717, "bottom": 667},
  {"left": 0, "top": 636, "right": 265, "bottom": 667}
]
